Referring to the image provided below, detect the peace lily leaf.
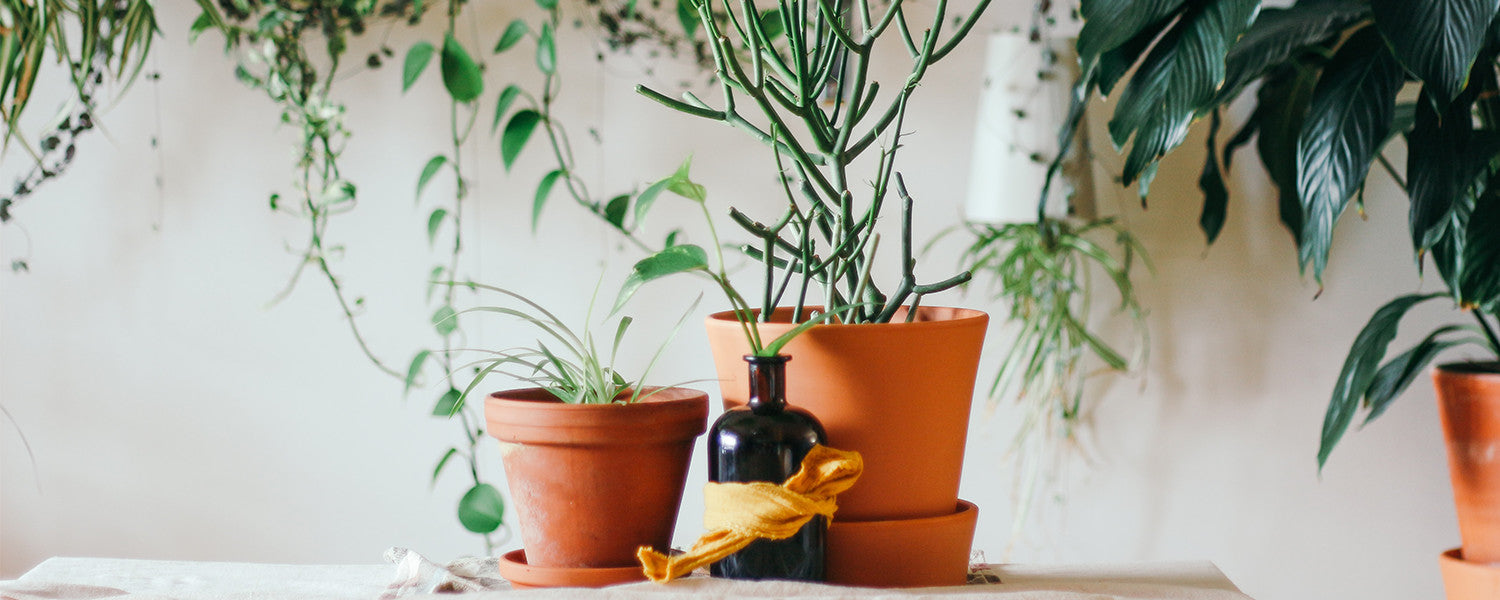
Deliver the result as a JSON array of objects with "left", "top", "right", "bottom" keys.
[
  {"left": 1372, "top": 0, "right": 1498, "bottom": 108},
  {"left": 1319, "top": 292, "right": 1445, "bottom": 470},
  {"left": 431, "top": 447, "right": 458, "bottom": 486},
  {"left": 1108, "top": 0, "right": 1262, "bottom": 187},
  {"left": 402, "top": 41, "right": 434, "bottom": 92},
  {"left": 416, "top": 155, "right": 448, "bottom": 202},
  {"left": 492, "top": 85, "right": 521, "bottom": 133},
  {"left": 427, "top": 208, "right": 448, "bottom": 246},
  {"left": 404, "top": 350, "right": 431, "bottom": 396},
  {"left": 457, "top": 483, "right": 505, "bottom": 533},
  {"left": 1363, "top": 325, "right": 1475, "bottom": 426},
  {"left": 1460, "top": 191, "right": 1500, "bottom": 312},
  {"left": 432, "top": 305, "right": 459, "bottom": 337},
  {"left": 501, "top": 109, "right": 542, "bottom": 170},
  {"left": 1096, "top": 12, "right": 1178, "bottom": 96},
  {"left": 440, "top": 33, "right": 483, "bottom": 102},
  {"left": 536, "top": 23, "right": 557, "bottom": 75},
  {"left": 1252, "top": 63, "right": 1321, "bottom": 245},
  {"left": 1432, "top": 197, "right": 1472, "bottom": 294},
  {"left": 1403, "top": 87, "right": 1500, "bottom": 255},
  {"left": 1199, "top": 109, "right": 1229, "bottom": 243},
  {"left": 432, "top": 388, "right": 462, "bottom": 417},
  {"left": 533, "top": 169, "right": 564, "bottom": 232},
  {"left": 1295, "top": 27, "right": 1404, "bottom": 282},
  {"left": 494, "top": 19, "right": 527, "bottom": 54},
  {"left": 1216, "top": 0, "right": 1370, "bottom": 104},
  {"left": 1078, "top": 0, "right": 1189, "bottom": 65}
]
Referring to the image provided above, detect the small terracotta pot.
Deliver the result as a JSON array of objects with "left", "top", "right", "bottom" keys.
[
  {"left": 1440, "top": 548, "right": 1500, "bottom": 599},
  {"left": 1434, "top": 363, "right": 1500, "bottom": 564},
  {"left": 496, "top": 549, "right": 647, "bottom": 589},
  {"left": 485, "top": 387, "right": 708, "bottom": 572},
  {"left": 705, "top": 306, "right": 988, "bottom": 521},
  {"left": 826, "top": 500, "right": 979, "bottom": 587}
]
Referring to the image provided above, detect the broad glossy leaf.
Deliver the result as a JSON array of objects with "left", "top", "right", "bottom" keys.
[
  {"left": 494, "top": 19, "right": 527, "bottom": 54},
  {"left": 432, "top": 305, "right": 459, "bottom": 337},
  {"left": 1433, "top": 197, "right": 1473, "bottom": 293},
  {"left": 1097, "top": 13, "right": 1179, "bottom": 96},
  {"left": 1199, "top": 109, "right": 1229, "bottom": 243},
  {"left": 416, "top": 155, "right": 448, "bottom": 202},
  {"left": 1078, "top": 0, "right": 1189, "bottom": 63},
  {"left": 491, "top": 85, "right": 521, "bottom": 133},
  {"left": 403, "top": 41, "right": 434, "bottom": 92},
  {"left": 1109, "top": 0, "right": 1262, "bottom": 186},
  {"left": 1372, "top": 0, "right": 1499, "bottom": 107},
  {"left": 533, "top": 169, "right": 564, "bottom": 232},
  {"left": 427, "top": 208, "right": 448, "bottom": 245},
  {"left": 457, "top": 483, "right": 505, "bottom": 533},
  {"left": 1460, "top": 190, "right": 1500, "bottom": 311},
  {"left": 404, "top": 350, "right": 431, "bottom": 396},
  {"left": 1364, "top": 325, "right": 1473, "bottom": 425},
  {"left": 1403, "top": 86, "right": 1500, "bottom": 255},
  {"left": 1319, "top": 292, "right": 1444, "bottom": 469},
  {"left": 1216, "top": 0, "right": 1369, "bottom": 104},
  {"left": 536, "top": 23, "right": 556, "bottom": 75},
  {"left": 441, "top": 33, "right": 483, "bottom": 102},
  {"left": 501, "top": 109, "right": 542, "bottom": 170},
  {"left": 1254, "top": 64, "right": 1321, "bottom": 245},
  {"left": 1296, "top": 27, "right": 1404, "bottom": 281}
]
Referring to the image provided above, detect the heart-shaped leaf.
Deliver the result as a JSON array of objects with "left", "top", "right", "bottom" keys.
[
  {"left": 440, "top": 33, "right": 483, "bottom": 102},
  {"left": 457, "top": 483, "right": 505, "bottom": 534},
  {"left": 1372, "top": 0, "right": 1499, "bottom": 108}
]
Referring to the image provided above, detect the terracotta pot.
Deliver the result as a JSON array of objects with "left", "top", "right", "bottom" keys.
[
  {"left": 1434, "top": 363, "right": 1500, "bottom": 564},
  {"left": 496, "top": 549, "right": 647, "bottom": 589},
  {"left": 705, "top": 306, "right": 988, "bottom": 521},
  {"left": 826, "top": 500, "right": 979, "bottom": 587},
  {"left": 1440, "top": 548, "right": 1500, "bottom": 599},
  {"left": 485, "top": 387, "right": 708, "bottom": 572}
]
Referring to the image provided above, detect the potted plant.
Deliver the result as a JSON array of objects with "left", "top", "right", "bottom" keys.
[
  {"left": 618, "top": 0, "right": 996, "bottom": 587},
  {"left": 1065, "top": 1, "right": 1500, "bottom": 596},
  {"left": 446, "top": 282, "right": 709, "bottom": 589}
]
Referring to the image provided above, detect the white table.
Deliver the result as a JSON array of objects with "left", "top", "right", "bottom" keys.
[{"left": 1, "top": 556, "right": 1254, "bottom": 599}]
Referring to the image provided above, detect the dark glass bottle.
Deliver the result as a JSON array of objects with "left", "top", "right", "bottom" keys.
[{"left": 708, "top": 354, "right": 827, "bottom": 581}]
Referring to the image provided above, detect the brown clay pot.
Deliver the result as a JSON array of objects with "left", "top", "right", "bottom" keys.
[
  {"left": 1440, "top": 548, "right": 1500, "bottom": 599},
  {"left": 485, "top": 387, "right": 708, "bottom": 573},
  {"left": 825, "top": 500, "right": 979, "bottom": 587},
  {"left": 705, "top": 306, "right": 988, "bottom": 521},
  {"left": 1434, "top": 363, "right": 1500, "bottom": 564}
]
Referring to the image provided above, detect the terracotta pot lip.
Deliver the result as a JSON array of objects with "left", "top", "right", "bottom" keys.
[
  {"left": 1436, "top": 361, "right": 1500, "bottom": 376},
  {"left": 497, "top": 549, "right": 647, "bottom": 586},
  {"left": 487, "top": 385, "right": 705, "bottom": 406},
  {"left": 485, "top": 386, "right": 709, "bottom": 443},
  {"left": 829, "top": 500, "right": 977, "bottom": 529},
  {"left": 706, "top": 306, "right": 987, "bottom": 330},
  {"left": 1442, "top": 547, "right": 1500, "bottom": 569}
]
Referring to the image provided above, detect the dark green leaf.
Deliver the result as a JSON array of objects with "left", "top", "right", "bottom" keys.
[
  {"left": 405, "top": 350, "right": 431, "bottom": 396},
  {"left": 1078, "top": 0, "right": 1189, "bottom": 64},
  {"left": 759, "top": 9, "right": 785, "bottom": 40},
  {"left": 1407, "top": 87, "right": 1476, "bottom": 254},
  {"left": 457, "top": 483, "right": 505, "bottom": 533},
  {"left": 494, "top": 19, "right": 528, "bottom": 54},
  {"left": 533, "top": 170, "right": 564, "bottom": 232},
  {"left": 402, "top": 41, "right": 434, "bottom": 92},
  {"left": 1096, "top": 12, "right": 1179, "bottom": 96},
  {"left": 536, "top": 23, "right": 556, "bottom": 75},
  {"left": 536, "top": 0, "right": 558, "bottom": 9},
  {"left": 1364, "top": 325, "right": 1473, "bottom": 426},
  {"left": 1252, "top": 63, "right": 1322, "bottom": 246},
  {"left": 431, "top": 447, "right": 459, "bottom": 486},
  {"left": 1216, "top": 0, "right": 1370, "bottom": 104},
  {"left": 603, "top": 194, "right": 629, "bottom": 229},
  {"left": 432, "top": 388, "right": 462, "bottom": 416},
  {"left": 416, "top": 155, "right": 448, "bottom": 202},
  {"left": 432, "top": 305, "right": 459, "bottom": 337},
  {"left": 492, "top": 85, "right": 521, "bottom": 133},
  {"left": 427, "top": 208, "right": 448, "bottom": 245},
  {"left": 501, "top": 109, "right": 542, "bottom": 170},
  {"left": 441, "top": 33, "right": 483, "bottom": 102},
  {"left": 1199, "top": 109, "right": 1229, "bottom": 243},
  {"left": 1372, "top": 0, "right": 1499, "bottom": 108},
  {"left": 1296, "top": 27, "right": 1404, "bottom": 281},
  {"left": 1319, "top": 293, "right": 1445, "bottom": 469},
  {"left": 1460, "top": 190, "right": 1500, "bottom": 311},
  {"left": 1433, "top": 197, "right": 1473, "bottom": 293},
  {"left": 677, "top": 0, "right": 701, "bottom": 38}
]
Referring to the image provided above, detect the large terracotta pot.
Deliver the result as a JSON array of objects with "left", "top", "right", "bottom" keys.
[
  {"left": 705, "top": 306, "right": 988, "bottom": 521},
  {"left": 485, "top": 387, "right": 709, "bottom": 572},
  {"left": 1435, "top": 363, "right": 1500, "bottom": 564}
]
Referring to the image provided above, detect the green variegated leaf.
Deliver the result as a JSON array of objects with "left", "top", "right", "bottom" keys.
[
  {"left": 1216, "top": 0, "right": 1369, "bottom": 104},
  {"left": 1295, "top": 27, "right": 1404, "bottom": 281},
  {"left": 1078, "top": 0, "right": 1189, "bottom": 64},
  {"left": 1372, "top": 0, "right": 1499, "bottom": 108}
]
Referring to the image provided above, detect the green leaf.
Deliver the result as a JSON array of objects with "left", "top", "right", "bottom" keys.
[
  {"left": 427, "top": 266, "right": 446, "bottom": 302},
  {"left": 494, "top": 19, "right": 528, "bottom": 54},
  {"left": 1319, "top": 293, "right": 1445, "bottom": 470},
  {"left": 440, "top": 33, "right": 483, "bottom": 102},
  {"left": 1078, "top": 0, "right": 1189, "bottom": 65},
  {"left": 535, "top": 0, "right": 558, "bottom": 9},
  {"left": 632, "top": 177, "right": 676, "bottom": 228},
  {"left": 501, "top": 109, "right": 542, "bottom": 171},
  {"left": 405, "top": 350, "right": 431, "bottom": 396},
  {"left": 1216, "top": 0, "right": 1370, "bottom": 103},
  {"left": 603, "top": 194, "right": 630, "bottom": 229},
  {"left": 536, "top": 23, "right": 556, "bottom": 75},
  {"left": 1433, "top": 198, "right": 1473, "bottom": 294},
  {"left": 431, "top": 447, "right": 459, "bottom": 486},
  {"left": 432, "top": 388, "right": 462, "bottom": 416},
  {"left": 613, "top": 245, "right": 710, "bottom": 313},
  {"left": 1295, "top": 27, "right": 1404, "bottom": 282},
  {"left": 416, "top": 155, "right": 448, "bottom": 202},
  {"left": 402, "top": 41, "right": 434, "bottom": 92},
  {"left": 677, "top": 0, "right": 701, "bottom": 38},
  {"left": 758, "top": 9, "right": 785, "bottom": 40},
  {"left": 1253, "top": 62, "right": 1322, "bottom": 246},
  {"left": 189, "top": 11, "right": 215, "bottom": 44},
  {"left": 1460, "top": 190, "right": 1500, "bottom": 312},
  {"left": 457, "top": 483, "right": 505, "bottom": 533},
  {"left": 432, "top": 305, "right": 459, "bottom": 337},
  {"left": 427, "top": 208, "right": 448, "bottom": 245},
  {"left": 1199, "top": 109, "right": 1229, "bottom": 244},
  {"left": 1107, "top": 0, "right": 1262, "bottom": 187},
  {"left": 491, "top": 85, "right": 522, "bottom": 133},
  {"left": 1364, "top": 325, "right": 1474, "bottom": 426},
  {"left": 533, "top": 170, "right": 564, "bottom": 232},
  {"left": 1372, "top": 0, "right": 1499, "bottom": 108},
  {"left": 1406, "top": 87, "right": 1476, "bottom": 254}
]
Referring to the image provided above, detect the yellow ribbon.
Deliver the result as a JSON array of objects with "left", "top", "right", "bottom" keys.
[{"left": 636, "top": 444, "right": 863, "bottom": 583}]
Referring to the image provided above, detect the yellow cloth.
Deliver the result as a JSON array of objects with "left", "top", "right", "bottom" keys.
[{"left": 636, "top": 444, "right": 863, "bottom": 583}]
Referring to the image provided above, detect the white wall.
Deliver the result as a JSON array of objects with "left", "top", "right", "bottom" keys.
[{"left": 0, "top": 3, "right": 1471, "bottom": 599}]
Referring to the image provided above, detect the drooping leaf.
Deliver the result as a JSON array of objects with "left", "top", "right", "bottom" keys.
[
  {"left": 494, "top": 19, "right": 528, "bottom": 54},
  {"left": 1295, "top": 27, "right": 1404, "bottom": 281},
  {"left": 431, "top": 447, "right": 459, "bottom": 486},
  {"left": 1252, "top": 63, "right": 1322, "bottom": 246},
  {"left": 1403, "top": 84, "right": 1500, "bottom": 255},
  {"left": 1432, "top": 196, "right": 1473, "bottom": 293},
  {"left": 1096, "top": 12, "right": 1180, "bottom": 96},
  {"left": 603, "top": 194, "right": 629, "bottom": 230},
  {"left": 1460, "top": 190, "right": 1500, "bottom": 311},
  {"left": 633, "top": 177, "right": 678, "bottom": 228},
  {"left": 404, "top": 350, "right": 431, "bottom": 396},
  {"left": 1108, "top": 0, "right": 1263, "bottom": 187},
  {"left": 457, "top": 483, "right": 505, "bottom": 533},
  {"left": 440, "top": 33, "right": 483, "bottom": 102},
  {"left": 533, "top": 169, "right": 564, "bottom": 232},
  {"left": 432, "top": 388, "right": 462, "bottom": 417},
  {"left": 501, "top": 109, "right": 542, "bottom": 170},
  {"left": 432, "top": 305, "right": 459, "bottom": 337},
  {"left": 1319, "top": 292, "right": 1445, "bottom": 469},
  {"left": 536, "top": 23, "right": 556, "bottom": 75},
  {"left": 491, "top": 85, "right": 521, "bottom": 133},
  {"left": 1372, "top": 0, "right": 1499, "bottom": 108},
  {"left": 427, "top": 208, "right": 448, "bottom": 245},
  {"left": 677, "top": 0, "right": 701, "bottom": 38},
  {"left": 1364, "top": 325, "right": 1475, "bottom": 426},
  {"left": 1078, "top": 0, "right": 1189, "bottom": 65},
  {"left": 613, "top": 245, "right": 710, "bottom": 313},
  {"left": 1199, "top": 109, "right": 1229, "bottom": 244},
  {"left": 1216, "top": 0, "right": 1370, "bottom": 104},
  {"left": 416, "top": 155, "right": 448, "bottom": 202},
  {"left": 402, "top": 41, "right": 434, "bottom": 91},
  {"left": 667, "top": 157, "right": 708, "bottom": 203}
]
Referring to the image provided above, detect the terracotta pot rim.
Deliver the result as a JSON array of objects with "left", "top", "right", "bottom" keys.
[
  {"left": 706, "top": 306, "right": 987, "bottom": 330},
  {"left": 831, "top": 500, "right": 977, "bottom": 529},
  {"left": 1436, "top": 361, "right": 1500, "bottom": 376},
  {"left": 496, "top": 549, "right": 647, "bottom": 588},
  {"left": 485, "top": 386, "right": 709, "bottom": 445}
]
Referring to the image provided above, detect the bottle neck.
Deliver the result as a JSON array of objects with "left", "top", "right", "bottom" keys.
[{"left": 745, "top": 355, "right": 790, "bottom": 414}]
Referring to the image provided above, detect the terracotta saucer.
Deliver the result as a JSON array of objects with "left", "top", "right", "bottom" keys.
[
  {"left": 496, "top": 549, "right": 647, "bottom": 589},
  {"left": 1440, "top": 548, "right": 1500, "bottom": 600},
  {"left": 826, "top": 499, "right": 979, "bottom": 588}
]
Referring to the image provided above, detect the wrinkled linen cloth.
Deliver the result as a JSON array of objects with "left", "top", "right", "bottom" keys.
[{"left": 1, "top": 549, "right": 1256, "bottom": 600}]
